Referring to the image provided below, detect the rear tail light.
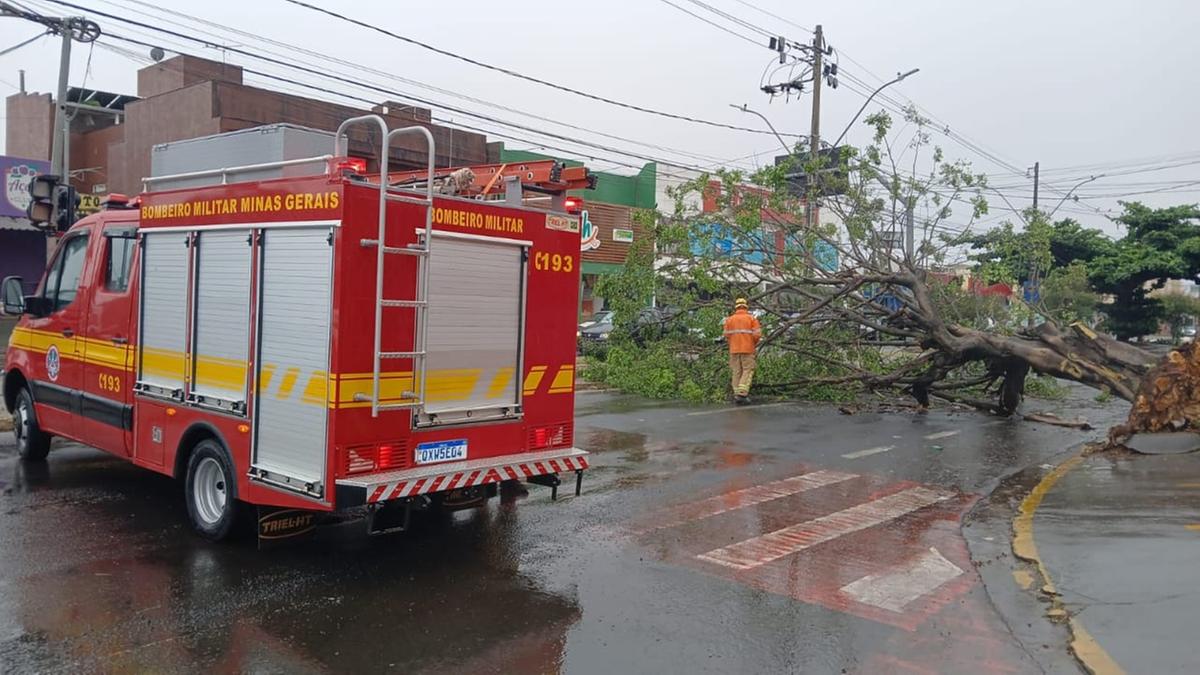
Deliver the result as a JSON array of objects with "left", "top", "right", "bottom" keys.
[
  {"left": 529, "top": 423, "right": 571, "bottom": 450},
  {"left": 377, "top": 444, "right": 399, "bottom": 469},
  {"left": 341, "top": 441, "right": 408, "bottom": 475}
]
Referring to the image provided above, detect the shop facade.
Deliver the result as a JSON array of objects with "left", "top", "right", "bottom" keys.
[{"left": 1, "top": 155, "right": 52, "bottom": 294}]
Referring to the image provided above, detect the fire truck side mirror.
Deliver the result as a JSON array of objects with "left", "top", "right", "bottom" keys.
[{"left": 1, "top": 276, "right": 26, "bottom": 316}]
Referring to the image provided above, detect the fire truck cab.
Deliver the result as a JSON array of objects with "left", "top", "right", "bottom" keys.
[{"left": 2, "top": 116, "right": 589, "bottom": 541}]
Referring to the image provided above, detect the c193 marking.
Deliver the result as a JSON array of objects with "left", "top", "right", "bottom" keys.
[
  {"left": 533, "top": 251, "right": 573, "bottom": 274},
  {"left": 98, "top": 373, "right": 122, "bottom": 393}
]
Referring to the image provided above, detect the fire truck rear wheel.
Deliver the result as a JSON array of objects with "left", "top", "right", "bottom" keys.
[
  {"left": 184, "top": 440, "right": 239, "bottom": 541},
  {"left": 14, "top": 387, "right": 51, "bottom": 461}
]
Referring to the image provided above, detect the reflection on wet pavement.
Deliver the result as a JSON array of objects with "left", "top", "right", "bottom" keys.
[{"left": 0, "top": 388, "right": 1126, "bottom": 673}]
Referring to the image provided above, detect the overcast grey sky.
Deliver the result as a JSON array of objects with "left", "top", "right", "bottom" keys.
[{"left": 3, "top": 0, "right": 1198, "bottom": 235}]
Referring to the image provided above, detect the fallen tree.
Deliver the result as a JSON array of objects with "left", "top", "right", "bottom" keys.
[{"left": 603, "top": 107, "right": 1200, "bottom": 441}]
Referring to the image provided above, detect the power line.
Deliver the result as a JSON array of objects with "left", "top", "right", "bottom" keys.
[
  {"left": 95, "top": 29, "right": 719, "bottom": 183},
  {"left": 725, "top": 0, "right": 813, "bottom": 34},
  {"left": 92, "top": 0, "right": 751, "bottom": 170},
  {"left": 654, "top": 0, "right": 762, "bottom": 45},
  {"left": 37, "top": 0, "right": 753, "bottom": 177},
  {"left": 274, "top": 0, "right": 800, "bottom": 138}
]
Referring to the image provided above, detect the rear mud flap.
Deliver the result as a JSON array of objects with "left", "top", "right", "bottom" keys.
[{"left": 256, "top": 506, "right": 322, "bottom": 550}]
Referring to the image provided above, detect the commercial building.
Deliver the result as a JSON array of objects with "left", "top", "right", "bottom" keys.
[{"left": 5, "top": 54, "right": 491, "bottom": 199}]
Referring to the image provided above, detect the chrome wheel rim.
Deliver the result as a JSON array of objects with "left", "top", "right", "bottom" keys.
[
  {"left": 192, "top": 457, "right": 228, "bottom": 526},
  {"left": 14, "top": 399, "right": 29, "bottom": 448}
]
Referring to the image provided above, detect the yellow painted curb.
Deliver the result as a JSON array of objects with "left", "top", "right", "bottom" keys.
[{"left": 1013, "top": 453, "right": 1125, "bottom": 675}]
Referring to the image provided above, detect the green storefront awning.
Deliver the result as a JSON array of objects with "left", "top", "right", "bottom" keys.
[{"left": 581, "top": 261, "right": 623, "bottom": 275}]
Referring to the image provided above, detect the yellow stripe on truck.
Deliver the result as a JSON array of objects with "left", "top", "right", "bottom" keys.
[
  {"left": 140, "top": 346, "right": 187, "bottom": 381},
  {"left": 523, "top": 366, "right": 547, "bottom": 396},
  {"left": 193, "top": 354, "right": 248, "bottom": 392},
  {"left": 547, "top": 365, "right": 575, "bottom": 394},
  {"left": 486, "top": 367, "right": 515, "bottom": 398},
  {"left": 424, "top": 369, "right": 482, "bottom": 403}
]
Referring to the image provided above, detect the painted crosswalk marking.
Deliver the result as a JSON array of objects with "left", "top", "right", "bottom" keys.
[
  {"left": 842, "top": 445, "right": 895, "bottom": 459},
  {"left": 696, "top": 486, "right": 953, "bottom": 571},
  {"left": 924, "top": 430, "right": 960, "bottom": 440},
  {"left": 839, "top": 547, "right": 964, "bottom": 612},
  {"left": 636, "top": 469, "right": 857, "bottom": 534}
]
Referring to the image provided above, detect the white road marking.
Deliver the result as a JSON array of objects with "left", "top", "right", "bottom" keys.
[
  {"left": 839, "top": 547, "right": 964, "bottom": 612},
  {"left": 924, "top": 430, "right": 960, "bottom": 440},
  {"left": 841, "top": 445, "right": 895, "bottom": 459},
  {"left": 635, "top": 469, "right": 857, "bottom": 534},
  {"left": 685, "top": 402, "right": 793, "bottom": 416},
  {"left": 696, "top": 486, "right": 953, "bottom": 571}
]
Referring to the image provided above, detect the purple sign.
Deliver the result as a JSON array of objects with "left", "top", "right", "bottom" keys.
[{"left": 1, "top": 155, "right": 51, "bottom": 219}]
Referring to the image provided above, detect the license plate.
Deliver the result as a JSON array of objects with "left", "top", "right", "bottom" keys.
[{"left": 415, "top": 439, "right": 468, "bottom": 465}]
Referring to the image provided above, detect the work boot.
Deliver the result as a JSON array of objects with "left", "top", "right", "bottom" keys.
[{"left": 735, "top": 394, "right": 750, "bottom": 406}]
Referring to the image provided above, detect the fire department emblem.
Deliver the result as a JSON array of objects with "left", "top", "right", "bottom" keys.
[{"left": 45, "top": 345, "right": 60, "bottom": 382}]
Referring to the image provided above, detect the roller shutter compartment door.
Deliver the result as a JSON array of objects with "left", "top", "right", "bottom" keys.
[
  {"left": 252, "top": 227, "right": 333, "bottom": 493},
  {"left": 190, "top": 231, "right": 252, "bottom": 411},
  {"left": 419, "top": 234, "right": 526, "bottom": 425},
  {"left": 138, "top": 231, "right": 190, "bottom": 396}
]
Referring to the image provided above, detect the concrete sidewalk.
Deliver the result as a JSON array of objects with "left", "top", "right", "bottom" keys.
[{"left": 1032, "top": 446, "right": 1200, "bottom": 673}]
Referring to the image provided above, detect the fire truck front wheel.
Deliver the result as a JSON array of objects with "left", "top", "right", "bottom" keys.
[
  {"left": 184, "top": 440, "right": 239, "bottom": 541},
  {"left": 14, "top": 387, "right": 51, "bottom": 461}
]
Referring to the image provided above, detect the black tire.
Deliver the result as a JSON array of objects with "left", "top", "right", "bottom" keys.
[
  {"left": 13, "top": 387, "right": 51, "bottom": 461},
  {"left": 183, "top": 439, "right": 239, "bottom": 541}
]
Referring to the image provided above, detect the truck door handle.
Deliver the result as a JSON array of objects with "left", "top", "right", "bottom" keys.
[
  {"left": 61, "top": 328, "right": 74, "bottom": 338},
  {"left": 111, "top": 336, "right": 128, "bottom": 345}
]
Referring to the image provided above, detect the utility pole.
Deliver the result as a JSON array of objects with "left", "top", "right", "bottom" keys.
[
  {"left": 807, "top": 25, "right": 823, "bottom": 229},
  {"left": 49, "top": 21, "right": 73, "bottom": 177},
  {"left": 1032, "top": 161, "right": 1039, "bottom": 209}
]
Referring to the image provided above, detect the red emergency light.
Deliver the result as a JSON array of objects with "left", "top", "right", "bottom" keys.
[
  {"left": 334, "top": 157, "right": 368, "bottom": 176},
  {"left": 563, "top": 197, "right": 584, "bottom": 214}
]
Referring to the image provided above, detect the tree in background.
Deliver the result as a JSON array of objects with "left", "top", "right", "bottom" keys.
[
  {"left": 1087, "top": 203, "right": 1200, "bottom": 339},
  {"left": 1041, "top": 262, "right": 1101, "bottom": 325},
  {"left": 1158, "top": 293, "right": 1200, "bottom": 342}
]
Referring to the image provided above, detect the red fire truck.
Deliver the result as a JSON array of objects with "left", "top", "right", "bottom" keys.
[{"left": 2, "top": 116, "right": 590, "bottom": 541}]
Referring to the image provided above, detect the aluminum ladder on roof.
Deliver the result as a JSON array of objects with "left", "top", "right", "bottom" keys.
[{"left": 335, "top": 115, "right": 436, "bottom": 417}]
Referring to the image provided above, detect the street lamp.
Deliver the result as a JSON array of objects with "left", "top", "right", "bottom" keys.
[
  {"left": 729, "top": 104, "right": 794, "bottom": 156},
  {"left": 831, "top": 68, "right": 920, "bottom": 149},
  {"left": 1048, "top": 174, "right": 1105, "bottom": 218}
]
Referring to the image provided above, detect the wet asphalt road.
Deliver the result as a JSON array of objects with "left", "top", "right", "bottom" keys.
[
  {"left": 0, "top": 389, "right": 1125, "bottom": 674},
  {"left": 1034, "top": 448, "right": 1200, "bottom": 673}
]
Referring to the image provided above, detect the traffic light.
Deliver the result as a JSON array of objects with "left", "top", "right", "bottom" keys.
[
  {"left": 26, "top": 174, "right": 59, "bottom": 229},
  {"left": 55, "top": 184, "right": 79, "bottom": 232}
]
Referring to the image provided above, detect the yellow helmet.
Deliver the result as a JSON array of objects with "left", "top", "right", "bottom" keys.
[{"left": 734, "top": 297, "right": 748, "bottom": 308}]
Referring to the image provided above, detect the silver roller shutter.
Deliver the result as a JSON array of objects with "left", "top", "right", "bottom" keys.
[
  {"left": 191, "top": 230, "right": 252, "bottom": 410},
  {"left": 138, "top": 231, "right": 190, "bottom": 395},
  {"left": 252, "top": 226, "right": 332, "bottom": 493},
  {"left": 418, "top": 233, "right": 526, "bottom": 426}
]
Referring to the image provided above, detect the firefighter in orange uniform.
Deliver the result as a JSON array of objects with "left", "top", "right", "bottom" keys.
[{"left": 723, "top": 298, "right": 762, "bottom": 404}]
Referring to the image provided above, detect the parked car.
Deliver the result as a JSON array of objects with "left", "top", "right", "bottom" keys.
[{"left": 578, "top": 310, "right": 614, "bottom": 334}]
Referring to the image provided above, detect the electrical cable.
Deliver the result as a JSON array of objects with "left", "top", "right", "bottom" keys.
[
  {"left": 272, "top": 0, "right": 800, "bottom": 137},
  {"left": 95, "top": 0, "right": 745, "bottom": 169}
]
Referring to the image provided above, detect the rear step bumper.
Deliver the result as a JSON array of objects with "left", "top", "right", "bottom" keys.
[{"left": 335, "top": 447, "right": 590, "bottom": 508}]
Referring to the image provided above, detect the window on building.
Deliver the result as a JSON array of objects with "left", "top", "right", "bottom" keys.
[{"left": 105, "top": 234, "right": 136, "bottom": 292}]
